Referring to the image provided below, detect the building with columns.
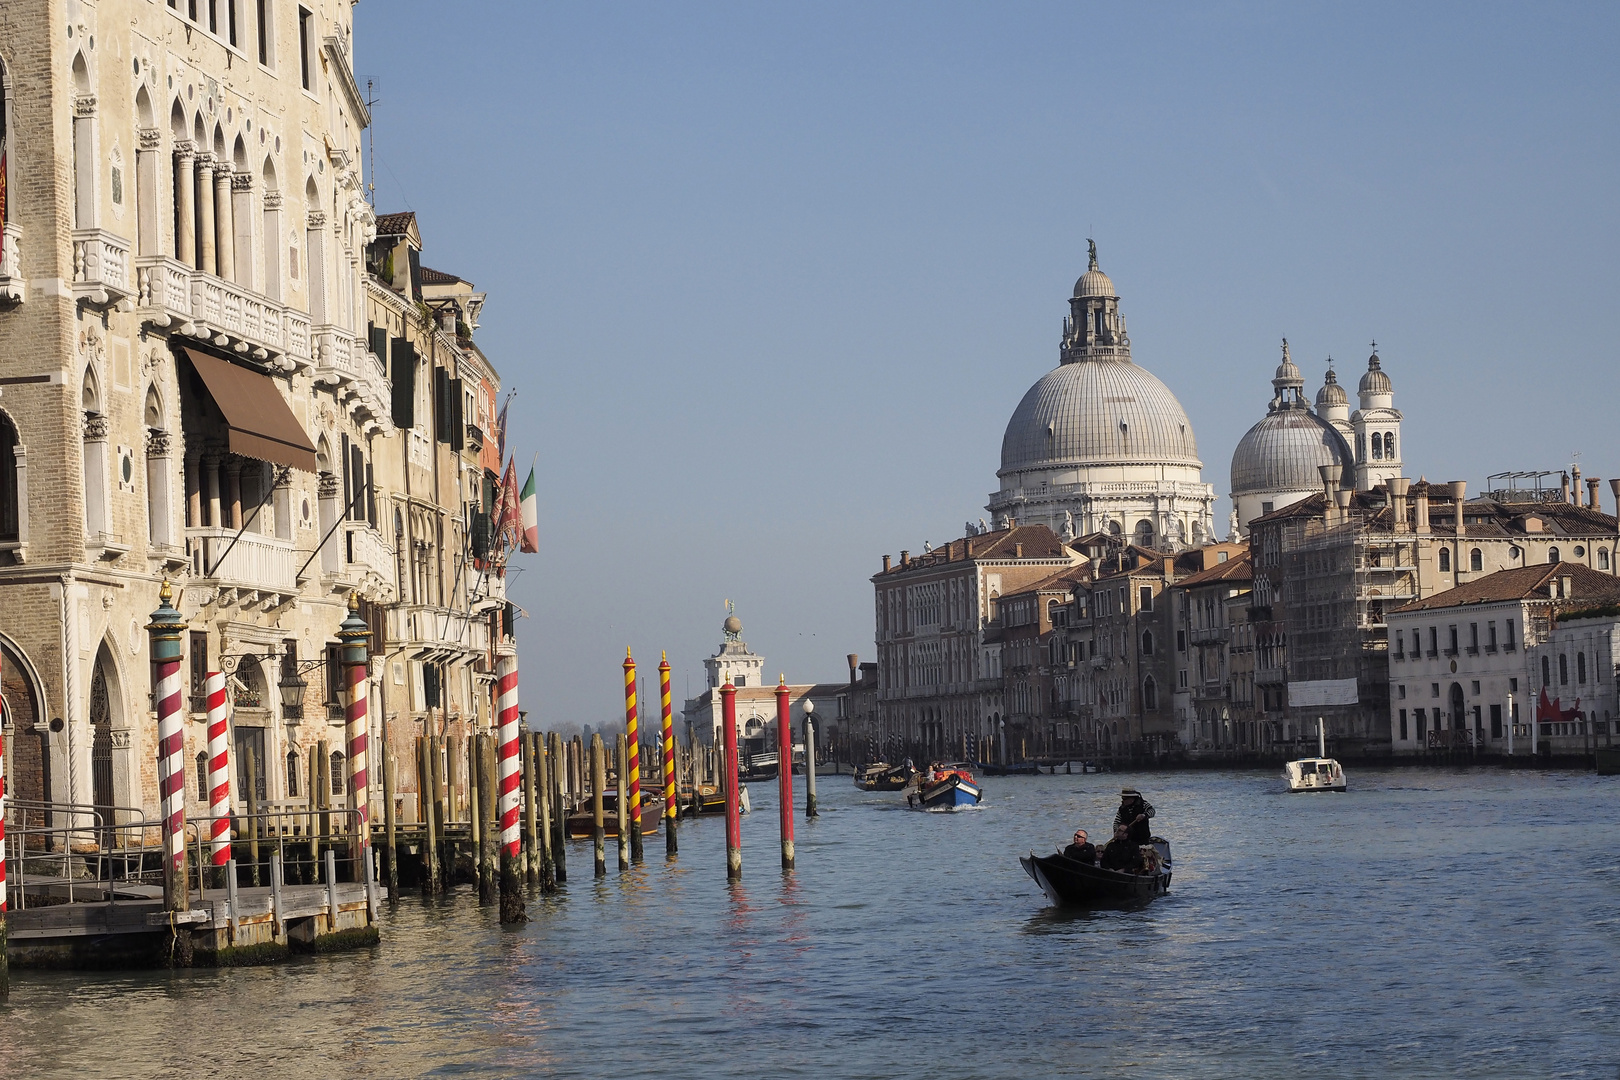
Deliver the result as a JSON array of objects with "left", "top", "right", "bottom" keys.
[{"left": 0, "top": 2, "right": 511, "bottom": 843}]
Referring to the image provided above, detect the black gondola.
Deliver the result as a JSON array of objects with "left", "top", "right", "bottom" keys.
[
  {"left": 1020, "top": 838, "right": 1172, "bottom": 907},
  {"left": 854, "top": 762, "right": 915, "bottom": 791}
]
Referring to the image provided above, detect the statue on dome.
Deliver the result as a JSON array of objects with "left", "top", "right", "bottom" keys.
[
  {"left": 1229, "top": 507, "right": 1242, "bottom": 541},
  {"left": 978, "top": 518, "right": 988, "bottom": 535},
  {"left": 1061, "top": 510, "right": 1076, "bottom": 541},
  {"left": 1087, "top": 238, "right": 1099, "bottom": 271}
]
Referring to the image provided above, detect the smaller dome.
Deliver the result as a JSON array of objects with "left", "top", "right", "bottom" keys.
[
  {"left": 723, "top": 615, "right": 742, "bottom": 635},
  {"left": 1359, "top": 352, "right": 1392, "bottom": 396},
  {"left": 1272, "top": 339, "right": 1302, "bottom": 391},
  {"left": 1231, "top": 408, "right": 1354, "bottom": 497},
  {"left": 1316, "top": 365, "right": 1348, "bottom": 409},
  {"left": 1074, "top": 268, "right": 1116, "bottom": 299}
]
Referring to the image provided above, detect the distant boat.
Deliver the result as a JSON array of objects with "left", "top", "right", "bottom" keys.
[
  {"left": 906, "top": 765, "right": 982, "bottom": 810},
  {"left": 855, "top": 761, "right": 916, "bottom": 791},
  {"left": 1286, "top": 719, "right": 1346, "bottom": 793},
  {"left": 1021, "top": 839, "right": 1172, "bottom": 907},
  {"left": 684, "top": 783, "right": 751, "bottom": 817},
  {"left": 973, "top": 760, "right": 1039, "bottom": 776},
  {"left": 564, "top": 793, "right": 667, "bottom": 840}
]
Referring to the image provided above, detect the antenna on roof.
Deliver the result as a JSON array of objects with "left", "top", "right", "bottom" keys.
[{"left": 364, "top": 78, "right": 380, "bottom": 207}]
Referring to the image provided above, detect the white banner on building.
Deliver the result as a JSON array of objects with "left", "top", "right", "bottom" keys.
[{"left": 1288, "top": 679, "right": 1359, "bottom": 706}]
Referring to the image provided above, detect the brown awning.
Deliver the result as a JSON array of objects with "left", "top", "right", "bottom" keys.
[{"left": 182, "top": 347, "right": 318, "bottom": 472}]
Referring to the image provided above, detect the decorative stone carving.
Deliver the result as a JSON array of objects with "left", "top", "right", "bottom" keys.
[
  {"left": 82, "top": 412, "right": 109, "bottom": 441},
  {"left": 138, "top": 127, "right": 162, "bottom": 151},
  {"left": 273, "top": 466, "right": 293, "bottom": 488},
  {"left": 146, "top": 428, "right": 172, "bottom": 456},
  {"left": 173, "top": 139, "right": 197, "bottom": 161},
  {"left": 74, "top": 95, "right": 97, "bottom": 118},
  {"left": 262, "top": 190, "right": 283, "bottom": 210},
  {"left": 306, "top": 211, "right": 327, "bottom": 230},
  {"left": 232, "top": 172, "right": 254, "bottom": 191},
  {"left": 318, "top": 471, "right": 340, "bottom": 498}
]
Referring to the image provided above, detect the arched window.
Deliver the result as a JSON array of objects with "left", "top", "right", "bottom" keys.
[
  {"left": 1601, "top": 549, "right": 1611, "bottom": 570},
  {"left": 1559, "top": 654, "right": 1568, "bottom": 685},
  {"left": 1384, "top": 432, "right": 1395, "bottom": 458},
  {"left": 0, "top": 412, "right": 19, "bottom": 543},
  {"left": 1143, "top": 676, "right": 1158, "bottom": 711},
  {"left": 1141, "top": 630, "right": 1154, "bottom": 656},
  {"left": 1578, "top": 652, "right": 1587, "bottom": 684},
  {"left": 1439, "top": 548, "right": 1451, "bottom": 573},
  {"left": 197, "top": 751, "right": 208, "bottom": 800},
  {"left": 1469, "top": 548, "right": 1482, "bottom": 572},
  {"left": 144, "top": 385, "right": 172, "bottom": 546},
  {"left": 286, "top": 750, "right": 300, "bottom": 797},
  {"left": 1133, "top": 519, "right": 1155, "bottom": 549},
  {"left": 1549, "top": 547, "right": 1560, "bottom": 564},
  {"left": 1371, "top": 432, "right": 1383, "bottom": 460},
  {"left": 330, "top": 750, "right": 345, "bottom": 796},
  {"left": 1542, "top": 655, "right": 1551, "bottom": 687}
]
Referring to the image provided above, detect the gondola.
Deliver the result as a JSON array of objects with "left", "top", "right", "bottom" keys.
[
  {"left": 854, "top": 761, "right": 915, "bottom": 791},
  {"left": 1020, "top": 838, "right": 1172, "bottom": 906},
  {"left": 972, "top": 760, "right": 1039, "bottom": 776}
]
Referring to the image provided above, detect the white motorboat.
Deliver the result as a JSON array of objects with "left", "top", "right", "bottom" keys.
[{"left": 1285, "top": 718, "right": 1346, "bottom": 793}]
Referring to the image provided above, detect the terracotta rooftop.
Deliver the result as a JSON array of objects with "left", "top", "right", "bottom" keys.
[
  {"left": 374, "top": 211, "right": 417, "bottom": 237},
  {"left": 1249, "top": 489, "right": 1620, "bottom": 538},
  {"left": 876, "top": 525, "right": 1076, "bottom": 576},
  {"left": 1174, "top": 550, "right": 1253, "bottom": 588},
  {"left": 419, "top": 265, "right": 462, "bottom": 286},
  {"left": 1392, "top": 562, "right": 1620, "bottom": 613}
]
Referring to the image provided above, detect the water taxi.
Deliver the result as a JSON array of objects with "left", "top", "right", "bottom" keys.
[{"left": 906, "top": 764, "right": 982, "bottom": 810}]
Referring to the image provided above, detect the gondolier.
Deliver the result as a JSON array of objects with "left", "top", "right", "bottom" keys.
[{"left": 1114, "top": 789, "right": 1155, "bottom": 845}]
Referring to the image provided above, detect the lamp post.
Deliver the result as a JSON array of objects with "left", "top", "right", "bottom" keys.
[{"left": 802, "top": 697, "right": 818, "bottom": 818}]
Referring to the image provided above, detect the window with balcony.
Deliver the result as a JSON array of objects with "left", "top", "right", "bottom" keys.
[
  {"left": 1467, "top": 623, "right": 1479, "bottom": 655},
  {"left": 1428, "top": 627, "right": 1438, "bottom": 658},
  {"left": 1446, "top": 626, "right": 1458, "bottom": 656}
]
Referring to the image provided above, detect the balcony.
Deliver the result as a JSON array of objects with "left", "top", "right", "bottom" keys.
[
  {"left": 466, "top": 423, "right": 485, "bottom": 452},
  {"left": 0, "top": 223, "right": 22, "bottom": 303},
  {"left": 1256, "top": 665, "right": 1287, "bottom": 685},
  {"left": 71, "top": 229, "right": 133, "bottom": 308},
  {"left": 1190, "top": 626, "right": 1230, "bottom": 646},
  {"left": 386, "top": 604, "right": 488, "bottom": 657},
  {"left": 187, "top": 527, "right": 301, "bottom": 607},
  {"left": 135, "top": 256, "right": 312, "bottom": 370},
  {"left": 342, "top": 522, "right": 396, "bottom": 601}
]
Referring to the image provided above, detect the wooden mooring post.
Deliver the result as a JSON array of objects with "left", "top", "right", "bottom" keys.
[
  {"left": 476, "top": 732, "right": 497, "bottom": 905},
  {"left": 521, "top": 729, "right": 540, "bottom": 889},
  {"left": 536, "top": 732, "right": 555, "bottom": 891},
  {"left": 383, "top": 736, "right": 398, "bottom": 898},
  {"left": 431, "top": 734, "right": 450, "bottom": 892},
  {"left": 246, "top": 750, "right": 262, "bottom": 888},
  {"left": 548, "top": 731, "right": 567, "bottom": 884},
  {"left": 591, "top": 733, "right": 607, "bottom": 878},
  {"left": 616, "top": 733, "right": 630, "bottom": 871},
  {"left": 418, "top": 735, "right": 440, "bottom": 894}
]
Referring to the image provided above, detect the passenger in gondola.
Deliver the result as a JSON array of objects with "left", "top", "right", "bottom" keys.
[
  {"left": 1114, "top": 788, "right": 1155, "bottom": 844},
  {"left": 1100, "top": 824, "right": 1143, "bottom": 873},
  {"left": 1062, "top": 828, "right": 1096, "bottom": 864}
]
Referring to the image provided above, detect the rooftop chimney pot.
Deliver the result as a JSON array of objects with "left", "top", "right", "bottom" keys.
[
  {"left": 1448, "top": 481, "right": 1467, "bottom": 535},
  {"left": 1587, "top": 478, "right": 1601, "bottom": 512}
]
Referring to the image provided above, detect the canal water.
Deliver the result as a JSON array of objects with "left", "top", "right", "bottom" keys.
[{"left": 2, "top": 768, "right": 1617, "bottom": 1079}]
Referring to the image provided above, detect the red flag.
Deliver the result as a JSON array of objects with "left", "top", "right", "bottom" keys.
[{"left": 494, "top": 460, "right": 522, "bottom": 551}]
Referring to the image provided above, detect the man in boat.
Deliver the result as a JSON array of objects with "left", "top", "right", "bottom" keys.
[
  {"left": 1114, "top": 788, "right": 1155, "bottom": 845},
  {"left": 1099, "top": 824, "right": 1143, "bottom": 873},
  {"left": 1062, "top": 828, "right": 1096, "bottom": 864}
]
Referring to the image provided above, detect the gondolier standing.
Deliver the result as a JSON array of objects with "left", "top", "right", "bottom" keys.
[{"left": 1115, "top": 789, "right": 1155, "bottom": 845}]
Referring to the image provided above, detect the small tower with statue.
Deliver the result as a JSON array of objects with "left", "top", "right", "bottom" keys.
[{"left": 704, "top": 601, "right": 766, "bottom": 690}]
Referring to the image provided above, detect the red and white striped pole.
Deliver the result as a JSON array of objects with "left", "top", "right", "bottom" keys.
[
  {"left": 495, "top": 647, "right": 525, "bottom": 921},
  {"left": 722, "top": 680, "right": 741, "bottom": 881},
  {"left": 775, "top": 676, "right": 795, "bottom": 870},
  {"left": 337, "top": 595, "right": 372, "bottom": 895},
  {"left": 205, "top": 671, "right": 231, "bottom": 875},
  {"left": 146, "top": 581, "right": 189, "bottom": 914},
  {"left": 623, "top": 649, "right": 643, "bottom": 863}
]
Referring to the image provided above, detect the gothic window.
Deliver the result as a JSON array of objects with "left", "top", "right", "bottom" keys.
[
  {"left": 0, "top": 413, "right": 19, "bottom": 543},
  {"left": 1142, "top": 676, "right": 1157, "bottom": 711},
  {"left": 286, "top": 750, "right": 300, "bottom": 797},
  {"left": 1141, "top": 631, "right": 1154, "bottom": 656},
  {"left": 197, "top": 751, "right": 209, "bottom": 800},
  {"left": 330, "top": 750, "right": 345, "bottom": 796}
]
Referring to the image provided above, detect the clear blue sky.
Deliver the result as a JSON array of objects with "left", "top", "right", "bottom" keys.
[{"left": 355, "top": 2, "right": 1620, "bottom": 730}]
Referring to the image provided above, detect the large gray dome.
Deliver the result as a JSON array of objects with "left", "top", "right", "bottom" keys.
[
  {"left": 1000, "top": 357, "right": 1201, "bottom": 474},
  {"left": 1230, "top": 408, "right": 1353, "bottom": 496}
]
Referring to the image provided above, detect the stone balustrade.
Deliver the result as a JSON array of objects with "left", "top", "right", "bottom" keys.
[
  {"left": 71, "top": 228, "right": 133, "bottom": 307},
  {"left": 136, "top": 256, "right": 314, "bottom": 370}
]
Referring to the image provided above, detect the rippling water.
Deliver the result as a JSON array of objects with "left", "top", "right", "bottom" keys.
[{"left": 3, "top": 767, "right": 1618, "bottom": 1079}]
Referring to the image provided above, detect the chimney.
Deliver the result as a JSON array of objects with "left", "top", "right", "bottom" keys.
[
  {"left": 1561, "top": 471, "right": 1571, "bottom": 504},
  {"left": 1572, "top": 465, "right": 1583, "bottom": 506},
  {"left": 1561, "top": 574, "right": 1574, "bottom": 599},
  {"left": 1610, "top": 478, "right": 1620, "bottom": 518},
  {"left": 1319, "top": 464, "right": 1340, "bottom": 524},
  {"left": 1388, "top": 477, "right": 1411, "bottom": 531},
  {"left": 1587, "top": 478, "right": 1601, "bottom": 512},
  {"left": 1415, "top": 488, "right": 1430, "bottom": 533},
  {"left": 1447, "top": 481, "right": 1467, "bottom": 536},
  {"left": 882, "top": 554, "right": 891, "bottom": 573},
  {"left": 1162, "top": 556, "right": 1175, "bottom": 579},
  {"left": 847, "top": 653, "right": 859, "bottom": 688},
  {"left": 965, "top": 537, "right": 974, "bottom": 558},
  {"left": 900, "top": 550, "right": 910, "bottom": 569},
  {"left": 1334, "top": 488, "right": 1353, "bottom": 513},
  {"left": 1014, "top": 543, "right": 1024, "bottom": 559}
]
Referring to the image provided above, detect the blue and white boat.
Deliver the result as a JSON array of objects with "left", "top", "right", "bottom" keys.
[{"left": 906, "top": 766, "right": 983, "bottom": 810}]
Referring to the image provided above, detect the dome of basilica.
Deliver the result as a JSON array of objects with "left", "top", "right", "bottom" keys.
[
  {"left": 1229, "top": 407, "right": 1353, "bottom": 496},
  {"left": 1000, "top": 358, "right": 1201, "bottom": 474}
]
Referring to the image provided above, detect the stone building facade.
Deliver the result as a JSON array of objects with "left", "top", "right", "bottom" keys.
[{"left": 0, "top": 2, "right": 509, "bottom": 838}]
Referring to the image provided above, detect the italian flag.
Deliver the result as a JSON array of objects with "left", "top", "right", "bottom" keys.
[{"left": 519, "top": 466, "right": 538, "bottom": 553}]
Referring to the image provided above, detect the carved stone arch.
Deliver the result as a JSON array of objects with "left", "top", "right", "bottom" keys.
[
  {"left": 193, "top": 114, "right": 206, "bottom": 147},
  {"left": 304, "top": 175, "right": 320, "bottom": 211},
  {"left": 262, "top": 155, "right": 278, "bottom": 192},
  {"left": 0, "top": 631, "right": 49, "bottom": 810},
  {"left": 233, "top": 134, "right": 248, "bottom": 172},
  {"left": 136, "top": 84, "right": 154, "bottom": 129},
  {"left": 143, "top": 381, "right": 165, "bottom": 428},
  {"left": 212, "top": 124, "right": 225, "bottom": 160},
  {"left": 169, "top": 98, "right": 187, "bottom": 140},
  {"left": 71, "top": 51, "right": 91, "bottom": 97},
  {"left": 81, "top": 362, "right": 103, "bottom": 413}
]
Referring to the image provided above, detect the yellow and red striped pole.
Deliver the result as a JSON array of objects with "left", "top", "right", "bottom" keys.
[
  {"left": 660, "top": 653, "right": 676, "bottom": 856},
  {"left": 623, "top": 649, "right": 643, "bottom": 863},
  {"left": 205, "top": 671, "right": 231, "bottom": 874},
  {"left": 775, "top": 676, "right": 795, "bottom": 870}
]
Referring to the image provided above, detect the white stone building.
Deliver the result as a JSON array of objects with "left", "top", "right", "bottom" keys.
[{"left": 986, "top": 244, "right": 1216, "bottom": 550}]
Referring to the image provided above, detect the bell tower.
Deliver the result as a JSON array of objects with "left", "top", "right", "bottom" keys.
[{"left": 1351, "top": 344, "right": 1402, "bottom": 490}]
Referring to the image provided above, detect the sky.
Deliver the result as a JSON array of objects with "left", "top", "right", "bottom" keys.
[{"left": 353, "top": 1, "right": 1620, "bottom": 731}]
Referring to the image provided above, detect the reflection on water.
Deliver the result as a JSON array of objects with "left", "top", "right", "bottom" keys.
[{"left": 2, "top": 768, "right": 1618, "bottom": 1079}]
